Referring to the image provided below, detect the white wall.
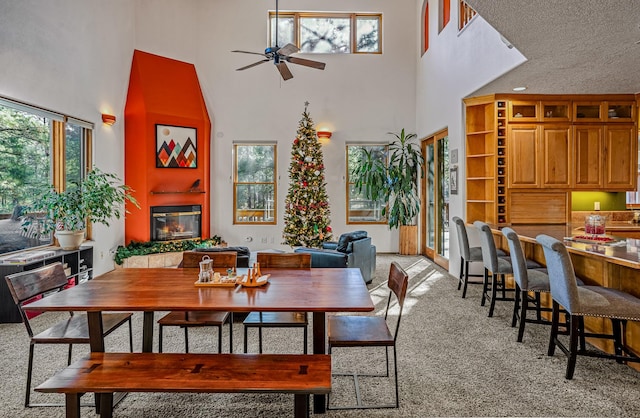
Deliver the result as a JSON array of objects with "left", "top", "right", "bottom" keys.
[
  {"left": 134, "top": 0, "right": 418, "bottom": 252},
  {"left": 414, "top": 0, "right": 525, "bottom": 275},
  {"left": 0, "top": 0, "right": 135, "bottom": 275}
]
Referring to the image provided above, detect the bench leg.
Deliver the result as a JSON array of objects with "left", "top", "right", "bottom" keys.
[
  {"left": 65, "top": 393, "right": 81, "bottom": 418},
  {"left": 99, "top": 393, "right": 114, "bottom": 418},
  {"left": 294, "top": 394, "right": 309, "bottom": 418}
]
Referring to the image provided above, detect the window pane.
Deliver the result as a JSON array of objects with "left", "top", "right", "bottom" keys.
[
  {"left": 65, "top": 122, "right": 83, "bottom": 189},
  {"left": 270, "top": 15, "right": 295, "bottom": 47},
  {"left": 300, "top": 17, "right": 350, "bottom": 53},
  {"left": 235, "top": 184, "right": 275, "bottom": 223},
  {"left": 236, "top": 145, "right": 275, "bottom": 183},
  {"left": 356, "top": 16, "right": 380, "bottom": 52},
  {"left": 347, "top": 144, "right": 387, "bottom": 223},
  {"left": 0, "top": 102, "right": 52, "bottom": 253}
]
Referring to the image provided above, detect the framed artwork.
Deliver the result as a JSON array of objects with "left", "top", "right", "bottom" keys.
[
  {"left": 156, "top": 124, "right": 197, "bottom": 168},
  {"left": 450, "top": 148, "right": 458, "bottom": 164},
  {"left": 450, "top": 167, "right": 458, "bottom": 195}
]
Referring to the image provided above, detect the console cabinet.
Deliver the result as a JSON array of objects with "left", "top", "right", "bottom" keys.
[
  {"left": 464, "top": 94, "right": 637, "bottom": 225},
  {"left": 0, "top": 246, "right": 93, "bottom": 323}
]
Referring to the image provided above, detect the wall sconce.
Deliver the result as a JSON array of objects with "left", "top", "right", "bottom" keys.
[
  {"left": 101, "top": 114, "right": 116, "bottom": 125},
  {"left": 317, "top": 130, "right": 332, "bottom": 139}
]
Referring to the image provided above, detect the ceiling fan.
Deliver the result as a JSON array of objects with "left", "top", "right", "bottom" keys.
[{"left": 231, "top": 0, "right": 326, "bottom": 81}]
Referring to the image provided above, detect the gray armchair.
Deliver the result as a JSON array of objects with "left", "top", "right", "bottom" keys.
[{"left": 294, "top": 231, "right": 376, "bottom": 284}]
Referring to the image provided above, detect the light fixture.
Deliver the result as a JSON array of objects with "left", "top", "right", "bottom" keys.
[
  {"left": 317, "top": 130, "right": 332, "bottom": 139},
  {"left": 512, "top": 86, "right": 527, "bottom": 92},
  {"left": 102, "top": 114, "right": 116, "bottom": 125}
]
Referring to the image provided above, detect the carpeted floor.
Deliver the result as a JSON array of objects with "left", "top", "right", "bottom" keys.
[{"left": 0, "top": 254, "right": 639, "bottom": 417}]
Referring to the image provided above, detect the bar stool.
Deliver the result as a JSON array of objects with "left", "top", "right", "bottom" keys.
[
  {"left": 452, "top": 216, "right": 484, "bottom": 298},
  {"left": 536, "top": 234, "right": 640, "bottom": 379},
  {"left": 474, "top": 221, "right": 542, "bottom": 318}
]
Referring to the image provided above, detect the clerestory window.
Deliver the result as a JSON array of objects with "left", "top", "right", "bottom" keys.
[{"left": 269, "top": 12, "right": 382, "bottom": 54}]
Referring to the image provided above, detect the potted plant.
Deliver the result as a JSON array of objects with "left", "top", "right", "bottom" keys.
[
  {"left": 351, "top": 129, "right": 424, "bottom": 254},
  {"left": 23, "top": 167, "right": 139, "bottom": 250}
]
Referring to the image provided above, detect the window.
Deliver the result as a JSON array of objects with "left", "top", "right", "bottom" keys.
[
  {"left": 422, "top": 1, "right": 429, "bottom": 55},
  {"left": 440, "top": 0, "right": 451, "bottom": 32},
  {"left": 346, "top": 144, "right": 388, "bottom": 224},
  {"left": 234, "top": 144, "right": 277, "bottom": 224},
  {"left": 459, "top": 0, "right": 477, "bottom": 31},
  {"left": 0, "top": 97, "right": 92, "bottom": 255},
  {"left": 269, "top": 12, "right": 382, "bottom": 54}
]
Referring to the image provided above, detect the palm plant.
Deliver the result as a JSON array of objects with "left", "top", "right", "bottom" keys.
[{"left": 352, "top": 129, "right": 424, "bottom": 228}]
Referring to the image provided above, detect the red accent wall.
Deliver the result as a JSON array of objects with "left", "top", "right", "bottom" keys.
[{"left": 124, "top": 50, "right": 211, "bottom": 244}]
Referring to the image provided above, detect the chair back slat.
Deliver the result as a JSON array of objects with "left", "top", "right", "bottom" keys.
[
  {"left": 387, "top": 261, "right": 409, "bottom": 342},
  {"left": 5, "top": 262, "right": 68, "bottom": 304},
  {"left": 502, "top": 227, "right": 529, "bottom": 289},
  {"left": 181, "top": 251, "right": 237, "bottom": 269},
  {"left": 452, "top": 216, "right": 472, "bottom": 260},
  {"left": 473, "top": 221, "right": 500, "bottom": 271},
  {"left": 536, "top": 234, "right": 580, "bottom": 314},
  {"left": 256, "top": 252, "right": 311, "bottom": 269}
]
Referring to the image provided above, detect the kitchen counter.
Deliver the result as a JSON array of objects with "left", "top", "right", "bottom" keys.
[{"left": 491, "top": 223, "right": 640, "bottom": 269}]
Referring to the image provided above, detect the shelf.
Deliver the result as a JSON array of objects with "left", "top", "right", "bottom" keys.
[
  {"left": 467, "top": 153, "right": 494, "bottom": 158},
  {"left": 466, "top": 129, "right": 494, "bottom": 136},
  {"left": 467, "top": 199, "right": 494, "bottom": 203},
  {"left": 150, "top": 190, "right": 205, "bottom": 194},
  {"left": 467, "top": 177, "right": 494, "bottom": 180}
]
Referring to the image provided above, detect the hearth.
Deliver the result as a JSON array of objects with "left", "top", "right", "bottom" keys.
[{"left": 150, "top": 205, "right": 202, "bottom": 241}]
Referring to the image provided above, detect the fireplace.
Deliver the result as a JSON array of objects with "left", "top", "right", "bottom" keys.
[{"left": 150, "top": 205, "right": 202, "bottom": 241}]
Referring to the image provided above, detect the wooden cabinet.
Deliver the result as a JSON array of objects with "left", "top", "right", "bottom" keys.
[
  {"left": 573, "top": 125, "right": 604, "bottom": 188},
  {"left": 604, "top": 124, "right": 637, "bottom": 189},
  {"left": 0, "top": 246, "right": 94, "bottom": 323},
  {"left": 507, "top": 124, "right": 540, "bottom": 188},
  {"left": 541, "top": 125, "right": 572, "bottom": 188}
]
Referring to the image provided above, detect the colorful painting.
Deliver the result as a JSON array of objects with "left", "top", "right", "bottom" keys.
[{"left": 156, "top": 125, "right": 197, "bottom": 168}]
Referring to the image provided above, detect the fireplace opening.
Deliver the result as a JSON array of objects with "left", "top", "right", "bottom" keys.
[{"left": 151, "top": 205, "right": 202, "bottom": 241}]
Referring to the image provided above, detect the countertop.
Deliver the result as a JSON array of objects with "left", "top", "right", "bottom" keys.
[{"left": 488, "top": 223, "right": 640, "bottom": 269}]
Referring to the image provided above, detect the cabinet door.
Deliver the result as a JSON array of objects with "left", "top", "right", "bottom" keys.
[
  {"left": 604, "top": 125, "right": 637, "bottom": 190},
  {"left": 507, "top": 125, "right": 540, "bottom": 188},
  {"left": 541, "top": 125, "right": 572, "bottom": 188},
  {"left": 573, "top": 125, "right": 603, "bottom": 188}
]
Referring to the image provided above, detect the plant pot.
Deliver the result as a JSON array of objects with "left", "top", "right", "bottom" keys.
[
  {"left": 55, "top": 230, "right": 85, "bottom": 250},
  {"left": 399, "top": 225, "right": 418, "bottom": 255}
]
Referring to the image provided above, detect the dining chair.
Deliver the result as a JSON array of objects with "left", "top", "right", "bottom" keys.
[
  {"left": 536, "top": 234, "right": 640, "bottom": 379},
  {"left": 326, "top": 261, "right": 408, "bottom": 409},
  {"left": 5, "top": 262, "right": 133, "bottom": 407},
  {"left": 243, "top": 252, "right": 311, "bottom": 354},
  {"left": 158, "top": 251, "right": 236, "bottom": 353}
]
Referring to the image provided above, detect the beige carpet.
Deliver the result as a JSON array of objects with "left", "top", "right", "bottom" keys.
[{"left": 0, "top": 254, "right": 639, "bottom": 417}]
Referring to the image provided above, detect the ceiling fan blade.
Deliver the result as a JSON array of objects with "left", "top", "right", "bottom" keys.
[
  {"left": 286, "top": 56, "right": 326, "bottom": 70},
  {"left": 276, "top": 62, "right": 293, "bottom": 80},
  {"left": 231, "top": 50, "right": 268, "bottom": 57},
  {"left": 277, "top": 43, "right": 299, "bottom": 56},
  {"left": 236, "top": 59, "right": 270, "bottom": 71}
]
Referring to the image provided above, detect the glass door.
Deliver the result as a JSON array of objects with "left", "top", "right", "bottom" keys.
[{"left": 421, "top": 130, "right": 449, "bottom": 268}]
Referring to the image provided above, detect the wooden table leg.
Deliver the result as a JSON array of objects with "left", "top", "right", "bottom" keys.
[
  {"left": 294, "top": 394, "right": 309, "bottom": 418},
  {"left": 87, "top": 311, "right": 105, "bottom": 352},
  {"left": 65, "top": 393, "right": 81, "bottom": 418},
  {"left": 142, "top": 311, "right": 154, "bottom": 353},
  {"left": 312, "top": 311, "right": 326, "bottom": 414}
]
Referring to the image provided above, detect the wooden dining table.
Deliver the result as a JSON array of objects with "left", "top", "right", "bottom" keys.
[{"left": 26, "top": 266, "right": 375, "bottom": 413}]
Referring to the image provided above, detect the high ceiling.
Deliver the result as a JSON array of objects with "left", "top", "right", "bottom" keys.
[{"left": 465, "top": 0, "right": 640, "bottom": 96}]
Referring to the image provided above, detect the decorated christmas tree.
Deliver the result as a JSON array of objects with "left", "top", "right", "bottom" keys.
[{"left": 282, "top": 102, "right": 333, "bottom": 247}]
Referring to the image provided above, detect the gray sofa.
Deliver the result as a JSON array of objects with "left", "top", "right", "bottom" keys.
[{"left": 294, "top": 231, "right": 376, "bottom": 284}]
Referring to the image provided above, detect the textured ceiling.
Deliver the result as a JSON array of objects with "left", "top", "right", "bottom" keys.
[{"left": 464, "top": 0, "right": 640, "bottom": 96}]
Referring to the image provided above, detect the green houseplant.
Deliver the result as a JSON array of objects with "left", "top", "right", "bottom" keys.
[
  {"left": 351, "top": 129, "right": 424, "bottom": 254},
  {"left": 23, "top": 167, "right": 139, "bottom": 250}
]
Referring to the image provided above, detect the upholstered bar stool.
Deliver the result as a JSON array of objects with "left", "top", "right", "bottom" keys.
[
  {"left": 452, "top": 217, "right": 485, "bottom": 298},
  {"left": 474, "top": 221, "right": 542, "bottom": 317},
  {"left": 536, "top": 234, "right": 640, "bottom": 379}
]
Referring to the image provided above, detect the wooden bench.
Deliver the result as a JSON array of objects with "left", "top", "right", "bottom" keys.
[{"left": 36, "top": 352, "right": 331, "bottom": 418}]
